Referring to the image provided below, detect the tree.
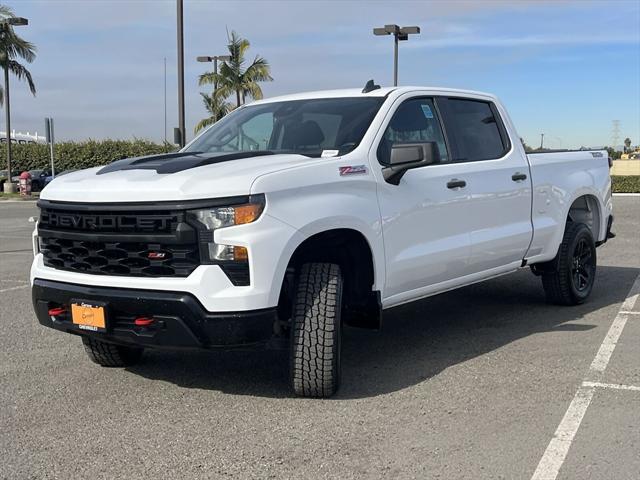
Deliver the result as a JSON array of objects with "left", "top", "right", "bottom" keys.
[
  {"left": 199, "top": 31, "right": 272, "bottom": 109},
  {"left": 624, "top": 137, "right": 631, "bottom": 152},
  {"left": 194, "top": 91, "right": 233, "bottom": 133},
  {"left": 605, "top": 146, "right": 621, "bottom": 160},
  {"left": 520, "top": 137, "right": 533, "bottom": 153},
  {"left": 0, "top": 4, "right": 36, "bottom": 107}
]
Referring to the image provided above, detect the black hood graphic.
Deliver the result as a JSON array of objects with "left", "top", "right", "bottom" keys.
[{"left": 97, "top": 151, "right": 275, "bottom": 175}]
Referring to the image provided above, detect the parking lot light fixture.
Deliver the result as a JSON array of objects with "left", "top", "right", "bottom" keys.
[
  {"left": 197, "top": 54, "right": 232, "bottom": 121},
  {"left": 373, "top": 24, "right": 420, "bottom": 86}
]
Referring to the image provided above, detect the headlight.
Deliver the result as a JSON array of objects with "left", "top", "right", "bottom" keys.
[{"left": 187, "top": 195, "right": 264, "bottom": 262}]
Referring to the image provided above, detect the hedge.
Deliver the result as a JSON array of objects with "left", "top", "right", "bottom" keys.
[
  {"left": 9, "top": 139, "right": 175, "bottom": 173},
  {"left": 611, "top": 176, "right": 640, "bottom": 193}
]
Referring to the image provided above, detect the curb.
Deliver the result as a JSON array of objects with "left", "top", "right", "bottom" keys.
[{"left": 612, "top": 193, "right": 640, "bottom": 197}]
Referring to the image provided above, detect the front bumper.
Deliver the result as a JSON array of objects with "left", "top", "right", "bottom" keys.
[
  {"left": 32, "top": 279, "right": 278, "bottom": 349},
  {"left": 30, "top": 208, "right": 304, "bottom": 313}
]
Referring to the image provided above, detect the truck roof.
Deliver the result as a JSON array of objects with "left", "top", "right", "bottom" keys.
[{"left": 251, "top": 86, "right": 498, "bottom": 105}]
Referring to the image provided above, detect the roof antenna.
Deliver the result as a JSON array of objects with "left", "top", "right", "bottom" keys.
[{"left": 362, "top": 79, "right": 381, "bottom": 94}]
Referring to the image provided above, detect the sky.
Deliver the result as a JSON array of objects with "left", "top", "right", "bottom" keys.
[{"left": 5, "top": 0, "right": 640, "bottom": 149}]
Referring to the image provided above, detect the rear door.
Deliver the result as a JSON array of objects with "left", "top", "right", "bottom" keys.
[{"left": 436, "top": 97, "right": 533, "bottom": 273}]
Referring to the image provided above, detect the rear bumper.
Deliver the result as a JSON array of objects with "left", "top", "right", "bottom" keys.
[{"left": 32, "top": 279, "right": 278, "bottom": 349}]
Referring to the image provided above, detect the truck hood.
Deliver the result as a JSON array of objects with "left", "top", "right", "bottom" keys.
[{"left": 41, "top": 152, "right": 315, "bottom": 203}]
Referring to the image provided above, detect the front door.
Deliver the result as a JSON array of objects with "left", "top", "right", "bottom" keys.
[{"left": 372, "top": 95, "right": 474, "bottom": 305}]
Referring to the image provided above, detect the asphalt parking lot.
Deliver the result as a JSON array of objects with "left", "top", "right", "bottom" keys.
[{"left": 1, "top": 197, "right": 638, "bottom": 480}]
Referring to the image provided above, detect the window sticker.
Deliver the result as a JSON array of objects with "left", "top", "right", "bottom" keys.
[
  {"left": 321, "top": 150, "right": 340, "bottom": 158},
  {"left": 420, "top": 104, "right": 434, "bottom": 119}
]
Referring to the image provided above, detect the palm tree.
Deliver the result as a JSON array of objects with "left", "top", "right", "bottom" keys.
[
  {"left": 199, "top": 31, "right": 272, "bottom": 109},
  {"left": 624, "top": 137, "right": 631, "bottom": 152},
  {"left": 194, "top": 91, "right": 233, "bottom": 133},
  {"left": 0, "top": 5, "right": 36, "bottom": 107}
]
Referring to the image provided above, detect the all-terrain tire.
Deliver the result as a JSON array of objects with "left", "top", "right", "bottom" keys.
[
  {"left": 290, "top": 263, "right": 343, "bottom": 398},
  {"left": 541, "top": 222, "right": 597, "bottom": 306},
  {"left": 82, "top": 336, "right": 143, "bottom": 367}
]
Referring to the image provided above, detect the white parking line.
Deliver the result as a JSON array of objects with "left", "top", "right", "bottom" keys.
[
  {"left": 582, "top": 381, "right": 640, "bottom": 392},
  {"left": 531, "top": 273, "right": 640, "bottom": 480},
  {"left": 0, "top": 285, "right": 28, "bottom": 293},
  {"left": 591, "top": 276, "right": 640, "bottom": 372},
  {"left": 589, "top": 313, "right": 631, "bottom": 372}
]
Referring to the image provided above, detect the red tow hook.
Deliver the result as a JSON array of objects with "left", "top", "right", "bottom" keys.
[
  {"left": 48, "top": 307, "right": 66, "bottom": 317},
  {"left": 134, "top": 317, "right": 155, "bottom": 327}
]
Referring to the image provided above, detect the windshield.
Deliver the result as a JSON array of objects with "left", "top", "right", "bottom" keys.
[{"left": 185, "top": 97, "right": 384, "bottom": 158}]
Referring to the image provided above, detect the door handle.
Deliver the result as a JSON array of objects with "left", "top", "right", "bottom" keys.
[
  {"left": 446, "top": 179, "right": 466, "bottom": 189},
  {"left": 512, "top": 172, "right": 527, "bottom": 182}
]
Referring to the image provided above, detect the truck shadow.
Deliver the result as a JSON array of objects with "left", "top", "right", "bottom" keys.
[{"left": 128, "top": 265, "right": 639, "bottom": 399}]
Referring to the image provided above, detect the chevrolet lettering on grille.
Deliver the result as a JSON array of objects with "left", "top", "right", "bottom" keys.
[{"left": 42, "top": 212, "right": 174, "bottom": 232}]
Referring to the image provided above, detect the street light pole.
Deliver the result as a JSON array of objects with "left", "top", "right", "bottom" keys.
[
  {"left": 393, "top": 33, "right": 398, "bottom": 87},
  {"left": 197, "top": 55, "right": 231, "bottom": 122},
  {"left": 373, "top": 24, "right": 420, "bottom": 87},
  {"left": 0, "top": 16, "right": 28, "bottom": 193},
  {"left": 176, "top": 0, "right": 185, "bottom": 147}
]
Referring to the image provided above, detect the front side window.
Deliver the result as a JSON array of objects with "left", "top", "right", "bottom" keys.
[
  {"left": 437, "top": 98, "right": 509, "bottom": 162},
  {"left": 377, "top": 98, "right": 449, "bottom": 164},
  {"left": 185, "top": 97, "right": 384, "bottom": 158}
]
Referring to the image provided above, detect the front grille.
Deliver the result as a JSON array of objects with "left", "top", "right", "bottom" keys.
[
  {"left": 40, "top": 237, "right": 199, "bottom": 277},
  {"left": 39, "top": 204, "right": 200, "bottom": 278}
]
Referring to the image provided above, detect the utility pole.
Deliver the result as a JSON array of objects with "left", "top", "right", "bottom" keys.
[
  {"left": 611, "top": 120, "right": 621, "bottom": 151},
  {"left": 3, "top": 56, "right": 12, "bottom": 186},
  {"left": 163, "top": 57, "right": 167, "bottom": 144},
  {"left": 540, "top": 133, "right": 545, "bottom": 150},
  {"left": 0, "top": 16, "right": 29, "bottom": 193},
  {"left": 176, "top": 0, "right": 185, "bottom": 147}
]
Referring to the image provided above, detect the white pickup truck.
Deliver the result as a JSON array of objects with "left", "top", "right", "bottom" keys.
[{"left": 31, "top": 84, "right": 614, "bottom": 397}]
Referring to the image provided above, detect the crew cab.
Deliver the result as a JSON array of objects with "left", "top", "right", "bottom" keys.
[{"left": 31, "top": 85, "right": 613, "bottom": 397}]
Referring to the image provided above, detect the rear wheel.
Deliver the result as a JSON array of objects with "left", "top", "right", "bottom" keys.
[
  {"left": 541, "top": 222, "right": 596, "bottom": 305},
  {"left": 82, "top": 337, "right": 143, "bottom": 367},
  {"left": 289, "top": 263, "right": 343, "bottom": 398}
]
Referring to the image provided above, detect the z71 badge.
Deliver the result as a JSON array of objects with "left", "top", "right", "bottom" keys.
[{"left": 339, "top": 165, "right": 368, "bottom": 176}]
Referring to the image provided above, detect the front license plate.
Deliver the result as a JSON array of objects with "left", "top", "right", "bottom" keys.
[{"left": 71, "top": 302, "right": 106, "bottom": 331}]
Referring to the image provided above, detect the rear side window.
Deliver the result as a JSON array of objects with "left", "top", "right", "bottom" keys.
[
  {"left": 437, "top": 98, "right": 510, "bottom": 162},
  {"left": 377, "top": 98, "right": 449, "bottom": 164}
]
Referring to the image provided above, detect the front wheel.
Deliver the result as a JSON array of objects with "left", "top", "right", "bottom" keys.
[
  {"left": 289, "top": 263, "right": 343, "bottom": 398},
  {"left": 541, "top": 222, "right": 596, "bottom": 305}
]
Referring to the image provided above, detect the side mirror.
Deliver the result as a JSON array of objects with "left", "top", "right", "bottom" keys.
[{"left": 382, "top": 142, "right": 440, "bottom": 185}]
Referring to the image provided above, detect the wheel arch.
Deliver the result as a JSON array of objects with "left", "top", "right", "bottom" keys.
[
  {"left": 565, "top": 192, "right": 603, "bottom": 242},
  {"left": 281, "top": 227, "right": 382, "bottom": 329}
]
